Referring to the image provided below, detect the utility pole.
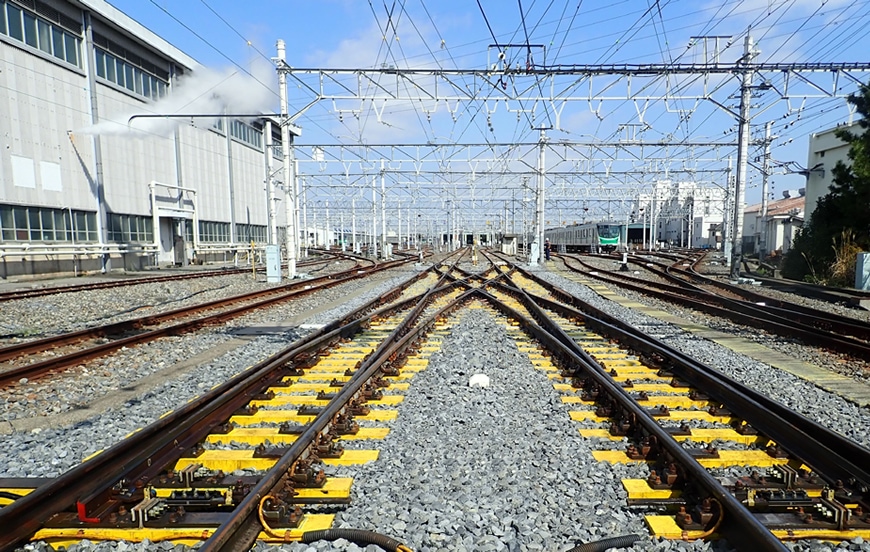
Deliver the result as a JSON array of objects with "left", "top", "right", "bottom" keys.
[
  {"left": 276, "top": 40, "right": 297, "bottom": 279},
  {"left": 351, "top": 198, "right": 357, "bottom": 253},
  {"left": 535, "top": 130, "right": 547, "bottom": 264},
  {"left": 264, "top": 120, "right": 278, "bottom": 246},
  {"left": 722, "top": 158, "right": 733, "bottom": 260},
  {"left": 380, "top": 161, "right": 387, "bottom": 258},
  {"left": 731, "top": 34, "right": 757, "bottom": 278},
  {"left": 759, "top": 121, "right": 774, "bottom": 259},
  {"left": 371, "top": 174, "right": 377, "bottom": 258},
  {"left": 302, "top": 179, "right": 308, "bottom": 255}
]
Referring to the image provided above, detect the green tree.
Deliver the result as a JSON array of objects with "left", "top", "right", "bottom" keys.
[{"left": 782, "top": 83, "right": 870, "bottom": 283}]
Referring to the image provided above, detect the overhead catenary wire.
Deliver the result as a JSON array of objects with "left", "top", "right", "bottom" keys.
[
  {"left": 102, "top": 0, "right": 868, "bottom": 222},
  {"left": 145, "top": 0, "right": 277, "bottom": 100}
]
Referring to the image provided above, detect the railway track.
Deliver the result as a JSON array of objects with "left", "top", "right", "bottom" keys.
[
  {"left": 0, "top": 252, "right": 465, "bottom": 551},
  {"left": 0, "top": 252, "right": 343, "bottom": 303},
  {"left": 621, "top": 249, "right": 870, "bottom": 310},
  {"left": 0, "top": 256, "right": 407, "bottom": 388},
  {"left": 738, "top": 260, "right": 870, "bottom": 310},
  {"left": 558, "top": 253, "right": 870, "bottom": 362},
  {"left": 645, "top": 252, "right": 870, "bottom": 340},
  {"left": 2, "top": 252, "right": 869, "bottom": 551}
]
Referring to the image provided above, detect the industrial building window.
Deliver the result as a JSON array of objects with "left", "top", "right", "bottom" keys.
[
  {"left": 94, "top": 47, "right": 168, "bottom": 100},
  {"left": 107, "top": 213, "right": 153, "bottom": 243},
  {"left": 230, "top": 120, "right": 263, "bottom": 149},
  {"left": 0, "top": 205, "right": 96, "bottom": 242},
  {"left": 199, "top": 221, "right": 231, "bottom": 243},
  {"left": 210, "top": 119, "right": 264, "bottom": 151},
  {"left": 237, "top": 224, "right": 267, "bottom": 244},
  {"left": 1, "top": 0, "right": 82, "bottom": 68}
]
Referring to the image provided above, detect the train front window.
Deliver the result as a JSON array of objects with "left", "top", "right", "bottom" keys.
[{"left": 597, "top": 225, "right": 620, "bottom": 239}]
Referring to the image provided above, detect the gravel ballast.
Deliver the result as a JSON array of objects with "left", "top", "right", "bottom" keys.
[
  {"left": 530, "top": 266, "right": 870, "bottom": 451},
  {"left": 6, "top": 259, "right": 870, "bottom": 552},
  {"left": 572, "top": 254, "right": 870, "bottom": 385},
  {"left": 327, "top": 308, "right": 652, "bottom": 552},
  {"left": 0, "top": 267, "right": 419, "bottom": 466}
]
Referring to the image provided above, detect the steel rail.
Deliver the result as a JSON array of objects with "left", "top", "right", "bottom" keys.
[
  {"left": 0, "top": 256, "right": 459, "bottom": 551},
  {"left": 200, "top": 250, "right": 469, "bottom": 552},
  {"left": 0, "top": 253, "right": 350, "bottom": 303},
  {"left": 475, "top": 284, "right": 787, "bottom": 551},
  {"left": 645, "top": 254, "right": 870, "bottom": 340},
  {"left": 736, "top": 271, "right": 870, "bottom": 303},
  {"left": 0, "top": 258, "right": 417, "bottom": 387},
  {"left": 559, "top": 254, "right": 870, "bottom": 361},
  {"left": 586, "top": 252, "right": 870, "bottom": 339},
  {"left": 0, "top": 259, "right": 366, "bottom": 363},
  {"left": 506, "top": 265, "right": 870, "bottom": 489}
]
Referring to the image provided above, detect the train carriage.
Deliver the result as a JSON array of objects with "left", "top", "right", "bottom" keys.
[{"left": 545, "top": 222, "right": 624, "bottom": 253}]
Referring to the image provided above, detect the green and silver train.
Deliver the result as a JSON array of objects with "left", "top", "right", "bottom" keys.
[{"left": 544, "top": 222, "right": 624, "bottom": 253}]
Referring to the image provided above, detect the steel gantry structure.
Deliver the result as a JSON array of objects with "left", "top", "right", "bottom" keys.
[
  {"left": 274, "top": 35, "right": 870, "bottom": 270},
  {"left": 290, "top": 139, "right": 735, "bottom": 258}
]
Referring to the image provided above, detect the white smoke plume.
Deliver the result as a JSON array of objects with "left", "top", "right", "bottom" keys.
[{"left": 78, "top": 60, "right": 277, "bottom": 137}]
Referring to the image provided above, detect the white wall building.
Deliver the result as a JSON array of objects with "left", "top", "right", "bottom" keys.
[
  {"left": 804, "top": 122, "right": 857, "bottom": 222},
  {"left": 742, "top": 190, "right": 805, "bottom": 259},
  {"left": 635, "top": 180, "right": 727, "bottom": 248},
  {"left": 0, "top": 0, "right": 286, "bottom": 278}
]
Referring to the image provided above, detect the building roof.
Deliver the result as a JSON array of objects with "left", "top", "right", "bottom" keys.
[
  {"left": 744, "top": 196, "right": 805, "bottom": 217},
  {"left": 75, "top": 0, "right": 201, "bottom": 71}
]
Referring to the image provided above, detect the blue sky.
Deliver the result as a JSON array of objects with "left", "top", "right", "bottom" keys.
[{"left": 105, "top": 0, "right": 870, "bottom": 215}]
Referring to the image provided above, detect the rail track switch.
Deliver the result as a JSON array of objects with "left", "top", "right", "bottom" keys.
[
  {"left": 290, "top": 458, "right": 327, "bottom": 488},
  {"left": 333, "top": 413, "right": 360, "bottom": 434},
  {"left": 164, "top": 489, "right": 226, "bottom": 510},
  {"left": 766, "top": 445, "right": 790, "bottom": 459},
  {"left": 279, "top": 423, "right": 307, "bottom": 434},
  {"left": 262, "top": 497, "right": 303, "bottom": 528},
  {"left": 686, "top": 446, "right": 720, "bottom": 459}
]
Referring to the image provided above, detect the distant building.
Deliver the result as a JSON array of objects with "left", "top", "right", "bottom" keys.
[
  {"left": 742, "top": 190, "right": 805, "bottom": 258},
  {"left": 804, "top": 122, "right": 858, "bottom": 221},
  {"left": 635, "top": 180, "right": 727, "bottom": 248}
]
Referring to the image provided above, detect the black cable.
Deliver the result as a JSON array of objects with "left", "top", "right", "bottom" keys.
[
  {"left": 477, "top": 0, "right": 501, "bottom": 47},
  {"left": 145, "top": 0, "right": 277, "bottom": 101},
  {"left": 552, "top": 1, "right": 582, "bottom": 64},
  {"left": 198, "top": 0, "right": 272, "bottom": 64}
]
